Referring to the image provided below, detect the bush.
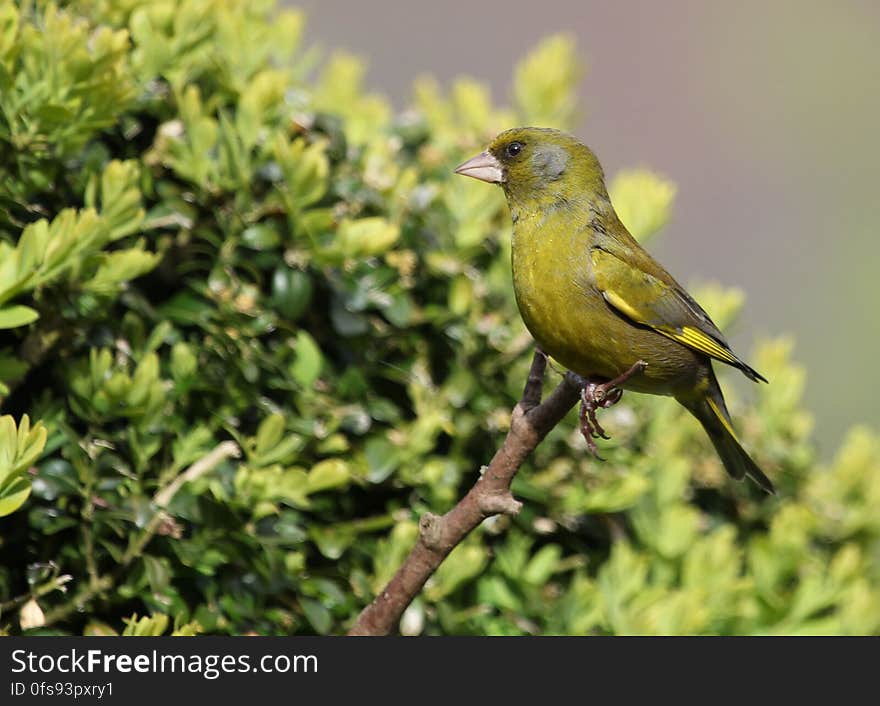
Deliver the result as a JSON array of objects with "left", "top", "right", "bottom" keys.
[{"left": 0, "top": 0, "right": 878, "bottom": 636}]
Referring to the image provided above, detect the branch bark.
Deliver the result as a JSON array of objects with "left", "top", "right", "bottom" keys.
[{"left": 348, "top": 350, "right": 582, "bottom": 636}]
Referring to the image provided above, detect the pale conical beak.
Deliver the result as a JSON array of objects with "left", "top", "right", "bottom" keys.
[{"left": 454, "top": 151, "right": 504, "bottom": 183}]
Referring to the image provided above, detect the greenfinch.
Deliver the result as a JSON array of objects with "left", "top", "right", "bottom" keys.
[{"left": 455, "top": 127, "right": 774, "bottom": 494}]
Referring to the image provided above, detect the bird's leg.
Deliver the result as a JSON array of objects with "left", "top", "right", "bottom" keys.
[
  {"left": 592, "top": 360, "right": 647, "bottom": 406},
  {"left": 577, "top": 361, "right": 647, "bottom": 458},
  {"left": 579, "top": 383, "right": 606, "bottom": 458}
]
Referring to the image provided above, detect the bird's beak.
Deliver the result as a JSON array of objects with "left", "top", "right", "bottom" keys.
[{"left": 454, "top": 151, "right": 504, "bottom": 184}]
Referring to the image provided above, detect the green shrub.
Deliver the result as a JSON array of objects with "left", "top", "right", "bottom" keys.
[{"left": 0, "top": 0, "right": 877, "bottom": 636}]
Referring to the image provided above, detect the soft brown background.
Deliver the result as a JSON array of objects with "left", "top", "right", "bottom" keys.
[{"left": 289, "top": 0, "right": 880, "bottom": 455}]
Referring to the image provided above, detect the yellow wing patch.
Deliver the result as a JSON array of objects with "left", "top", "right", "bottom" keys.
[
  {"left": 591, "top": 247, "right": 749, "bottom": 371},
  {"left": 669, "top": 326, "right": 740, "bottom": 366},
  {"left": 601, "top": 288, "right": 644, "bottom": 324},
  {"left": 601, "top": 288, "right": 740, "bottom": 368}
]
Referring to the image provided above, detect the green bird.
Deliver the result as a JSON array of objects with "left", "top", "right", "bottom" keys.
[{"left": 455, "top": 127, "right": 774, "bottom": 494}]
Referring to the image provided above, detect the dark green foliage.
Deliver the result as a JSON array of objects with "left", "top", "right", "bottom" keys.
[{"left": 0, "top": 1, "right": 878, "bottom": 636}]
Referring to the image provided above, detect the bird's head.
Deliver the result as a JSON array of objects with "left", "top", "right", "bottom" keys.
[{"left": 455, "top": 127, "right": 608, "bottom": 211}]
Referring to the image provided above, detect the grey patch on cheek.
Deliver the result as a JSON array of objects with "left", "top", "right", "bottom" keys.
[{"left": 534, "top": 145, "right": 569, "bottom": 181}]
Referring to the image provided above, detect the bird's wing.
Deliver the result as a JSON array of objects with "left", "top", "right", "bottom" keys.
[{"left": 590, "top": 245, "right": 767, "bottom": 383}]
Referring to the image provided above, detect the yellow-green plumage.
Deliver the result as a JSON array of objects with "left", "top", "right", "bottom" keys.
[{"left": 456, "top": 127, "right": 774, "bottom": 493}]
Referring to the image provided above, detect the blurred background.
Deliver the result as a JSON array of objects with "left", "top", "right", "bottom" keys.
[{"left": 290, "top": 0, "right": 880, "bottom": 454}]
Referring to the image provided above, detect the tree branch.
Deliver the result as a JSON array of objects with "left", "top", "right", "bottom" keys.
[{"left": 348, "top": 350, "right": 581, "bottom": 636}]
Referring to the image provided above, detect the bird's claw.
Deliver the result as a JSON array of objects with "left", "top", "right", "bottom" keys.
[
  {"left": 577, "top": 360, "right": 647, "bottom": 457},
  {"left": 594, "top": 386, "right": 623, "bottom": 409},
  {"left": 579, "top": 384, "right": 613, "bottom": 458},
  {"left": 585, "top": 398, "right": 609, "bottom": 439}
]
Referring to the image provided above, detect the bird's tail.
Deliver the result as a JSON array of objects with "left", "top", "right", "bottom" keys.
[{"left": 682, "top": 386, "right": 775, "bottom": 495}]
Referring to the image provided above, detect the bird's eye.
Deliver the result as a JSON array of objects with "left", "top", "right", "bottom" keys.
[{"left": 506, "top": 141, "right": 524, "bottom": 158}]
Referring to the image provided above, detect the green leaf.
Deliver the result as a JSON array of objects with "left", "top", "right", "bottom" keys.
[
  {"left": 336, "top": 217, "right": 400, "bottom": 257},
  {"left": 309, "top": 526, "right": 355, "bottom": 560},
  {"left": 0, "top": 414, "right": 16, "bottom": 472},
  {"left": 364, "top": 437, "right": 398, "bottom": 483},
  {"left": 307, "top": 459, "right": 350, "bottom": 493},
  {"left": 524, "top": 544, "right": 563, "bottom": 585},
  {"left": 290, "top": 331, "right": 323, "bottom": 387},
  {"left": 477, "top": 576, "right": 523, "bottom": 612},
  {"left": 514, "top": 34, "right": 581, "bottom": 129},
  {"left": 0, "top": 476, "right": 31, "bottom": 517},
  {"left": 85, "top": 249, "right": 160, "bottom": 293},
  {"left": 300, "top": 597, "right": 332, "bottom": 635},
  {"left": 0, "top": 414, "right": 47, "bottom": 500},
  {"left": 609, "top": 169, "right": 677, "bottom": 242},
  {"left": 241, "top": 224, "right": 281, "bottom": 250},
  {"left": 271, "top": 268, "right": 312, "bottom": 321},
  {"left": 170, "top": 342, "right": 197, "bottom": 381},
  {"left": 123, "top": 614, "right": 170, "bottom": 637},
  {"left": 142, "top": 555, "right": 171, "bottom": 593},
  {"left": 254, "top": 414, "right": 285, "bottom": 457},
  {"left": 0, "top": 305, "right": 39, "bottom": 329}
]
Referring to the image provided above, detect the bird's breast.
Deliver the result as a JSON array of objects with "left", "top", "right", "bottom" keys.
[
  {"left": 510, "top": 217, "right": 598, "bottom": 360},
  {"left": 510, "top": 216, "right": 699, "bottom": 394}
]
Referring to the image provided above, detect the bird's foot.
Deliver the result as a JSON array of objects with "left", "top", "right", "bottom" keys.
[
  {"left": 579, "top": 384, "right": 614, "bottom": 458},
  {"left": 577, "top": 360, "right": 647, "bottom": 458},
  {"left": 593, "top": 360, "right": 647, "bottom": 405}
]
